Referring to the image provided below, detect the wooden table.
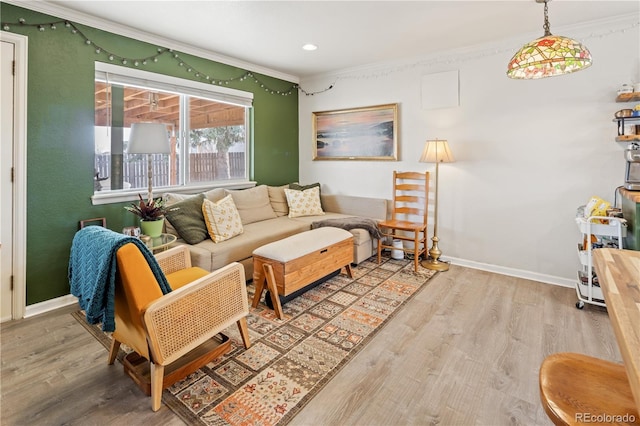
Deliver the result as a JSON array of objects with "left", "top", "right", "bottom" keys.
[{"left": 593, "top": 248, "right": 640, "bottom": 412}]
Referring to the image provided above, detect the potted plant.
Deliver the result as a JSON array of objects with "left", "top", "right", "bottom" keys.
[{"left": 125, "top": 194, "right": 176, "bottom": 237}]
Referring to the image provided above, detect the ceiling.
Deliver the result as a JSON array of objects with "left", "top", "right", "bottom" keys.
[
  {"left": 94, "top": 83, "right": 245, "bottom": 128},
  {"left": 32, "top": 1, "right": 640, "bottom": 79}
]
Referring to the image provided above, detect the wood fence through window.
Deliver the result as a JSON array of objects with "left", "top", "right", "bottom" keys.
[{"left": 95, "top": 152, "right": 246, "bottom": 190}]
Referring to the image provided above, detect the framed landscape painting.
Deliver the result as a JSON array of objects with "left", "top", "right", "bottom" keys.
[{"left": 312, "top": 103, "right": 398, "bottom": 161}]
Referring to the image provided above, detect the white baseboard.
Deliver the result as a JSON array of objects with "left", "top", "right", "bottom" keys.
[
  {"left": 25, "top": 294, "right": 78, "bottom": 318},
  {"left": 20, "top": 259, "right": 573, "bottom": 319},
  {"left": 446, "top": 256, "right": 575, "bottom": 288}
]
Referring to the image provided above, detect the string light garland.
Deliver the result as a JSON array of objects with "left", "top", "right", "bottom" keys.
[
  {"left": 4, "top": 15, "right": 635, "bottom": 93},
  {"left": 1, "top": 17, "right": 335, "bottom": 96}
]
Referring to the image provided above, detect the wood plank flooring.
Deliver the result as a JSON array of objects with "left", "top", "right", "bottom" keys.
[{"left": 1, "top": 265, "right": 621, "bottom": 425}]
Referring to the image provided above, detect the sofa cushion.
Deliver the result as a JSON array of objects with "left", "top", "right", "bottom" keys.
[
  {"left": 202, "top": 195, "right": 244, "bottom": 243},
  {"left": 203, "top": 188, "right": 226, "bottom": 202},
  {"left": 190, "top": 216, "right": 309, "bottom": 272},
  {"left": 164, "top": 188, "right": 226, "bottom": 205},
  {"left": 285, "top": 187, "right": 324, "bottom": 218},
  {"left": 164, "top": 193, "right": 208, "bottom": 244},
  {"left": 226, "top": 185, "right": 277, "bottom": 225},
  {"left": 268, "top": 185, "right": 289, "bottom": 217}
]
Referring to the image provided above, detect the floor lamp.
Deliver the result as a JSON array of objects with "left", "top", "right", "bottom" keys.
[
  {"left": 420, "top": 139, "right": 455, "bottom": 271},
  {"left": 127, "top": 123, "right": 170, "bottom": 201}
]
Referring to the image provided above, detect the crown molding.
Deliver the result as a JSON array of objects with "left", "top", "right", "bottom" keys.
[
  {"left": 3, "top": 0, "right": 300, "bottom": 84},
  {"left": 302, "top": 12, "right": 639, "bottom": 82}
]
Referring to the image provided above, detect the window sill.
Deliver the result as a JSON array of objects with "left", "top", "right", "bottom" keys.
[{"left": 91, "top": 181, "right": 257, "bottom": 205}]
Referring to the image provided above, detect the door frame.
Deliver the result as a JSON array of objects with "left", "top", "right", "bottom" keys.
[{"left": 1, "top": 31, "right": 28, "bottom": 320}]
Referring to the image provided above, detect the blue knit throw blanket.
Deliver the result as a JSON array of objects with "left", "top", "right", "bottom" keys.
[{"left": 68, "top": 226, "right": 171, "bottom": 332}]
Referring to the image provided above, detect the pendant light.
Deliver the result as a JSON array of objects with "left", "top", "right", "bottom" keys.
[{"left": 507, "top": 0, "right": 592, "bottom": 79}]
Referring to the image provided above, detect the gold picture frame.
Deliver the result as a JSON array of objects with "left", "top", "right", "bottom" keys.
[{"left": 312, "top": 103, "right": 398, "bottom": 161}]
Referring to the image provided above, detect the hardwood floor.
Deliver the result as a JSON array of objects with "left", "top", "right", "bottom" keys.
[{"left": 1, "top": 265, "right": 621, "bottom": 425}]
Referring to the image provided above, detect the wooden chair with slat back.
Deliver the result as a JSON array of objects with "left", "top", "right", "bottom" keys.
[{"left": 377, "top": 171, "right": 429, "bottom": 272}]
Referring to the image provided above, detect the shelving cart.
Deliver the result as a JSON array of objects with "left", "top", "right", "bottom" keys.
[{"left": 575, "top": 215, "right": 626, "bottom": 309}]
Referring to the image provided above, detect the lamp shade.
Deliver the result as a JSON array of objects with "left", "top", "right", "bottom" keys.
[
  {"left": 419, "top": 139, "right": 455, "bottom": 164},
  {"left": 127, "top": 123, "right": 170, "bottom": 154},
  {"left": 506, "top": 0, "right": 591, "bottom": 80},
  {"left": 506, "top": 34, "right": 592, "bottom": 80}
]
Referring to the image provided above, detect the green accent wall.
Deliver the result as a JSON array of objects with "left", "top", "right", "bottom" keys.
[{"left": 1, "top": 3, "right": 299, "bottom": 305}]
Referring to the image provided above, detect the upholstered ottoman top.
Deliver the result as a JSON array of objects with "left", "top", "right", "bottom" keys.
[{"left": 252, "top": 227, "right": 353, "bottom": 263}]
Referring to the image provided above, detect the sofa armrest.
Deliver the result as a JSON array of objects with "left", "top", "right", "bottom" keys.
[
  {"left": 154, "top": 245, "right": 192, "bottom": 274},
  {"left": 142, "top": 262, "right": 248, "bottom": 365}
]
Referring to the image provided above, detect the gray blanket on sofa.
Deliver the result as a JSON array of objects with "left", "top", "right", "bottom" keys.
[{"left": 311, "top": 217, "right": 382, "bottom": 239}]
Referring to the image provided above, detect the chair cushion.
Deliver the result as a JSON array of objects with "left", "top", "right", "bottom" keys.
[
  {"left": 285, "top": 186, "right": 324, "bottom": 218},
  {"left": 166, "top": 266, "right": 210, "bottom": 290},
  {"left": 202, "top": 195, "right": 244, "bottom": 243}
]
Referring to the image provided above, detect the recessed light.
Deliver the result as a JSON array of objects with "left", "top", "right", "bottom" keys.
[{"left": 302, "top": 43, "right": 318, "bottom": 51}]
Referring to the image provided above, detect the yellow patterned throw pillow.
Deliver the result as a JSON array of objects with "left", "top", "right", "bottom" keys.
[
  {"left": 202, "top": 195, "right": 243, "bottom": 243},
  {"left": 284, "top": 186, "right": 325, "bottom": 218}
]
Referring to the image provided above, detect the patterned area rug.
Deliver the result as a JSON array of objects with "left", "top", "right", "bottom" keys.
[{"left": 72, "top": 254, "right": 436, "bottom": 425}]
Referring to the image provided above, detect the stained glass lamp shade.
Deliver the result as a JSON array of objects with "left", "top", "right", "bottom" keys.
[{"left": 507, "top": 0, "right": 592, "bottom": 79}]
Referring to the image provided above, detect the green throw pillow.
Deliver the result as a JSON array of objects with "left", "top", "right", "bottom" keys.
[
  {"left": 289, "top": 182, "right": 321, "bottom": 193},
  {"left": 164, "top": 193, "right": 208, "bottom": 244}
]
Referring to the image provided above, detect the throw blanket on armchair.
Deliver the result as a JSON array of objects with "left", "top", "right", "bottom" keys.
[
  {"left": 311, "top": 217, "right": 383, "bottom": 240},
  {"left": 69, "top": 226, "right": 171, "bottom": 332}
]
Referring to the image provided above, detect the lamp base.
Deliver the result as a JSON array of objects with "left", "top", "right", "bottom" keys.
[{"left": 421, "top": 258, "right": 450, "bottom": 272}]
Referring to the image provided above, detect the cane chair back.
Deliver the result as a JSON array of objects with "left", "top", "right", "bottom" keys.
[{"left": 108, "top": 243, "right": 251, "bottom": 411}]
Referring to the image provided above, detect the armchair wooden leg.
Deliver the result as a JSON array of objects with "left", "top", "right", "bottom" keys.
[
  {"left": 237, "top": 317, "right": 251, "bottom": 349},
  {"left": 150, "top": 363, "right": 164, "bottom": 412},
  {"left": 107, "top": 339, "right": 121, "bottom": 365}
]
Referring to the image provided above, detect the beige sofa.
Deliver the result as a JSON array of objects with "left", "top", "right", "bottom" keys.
[{"left": 163, "top": 184, "right": 387, "bottom": 279}]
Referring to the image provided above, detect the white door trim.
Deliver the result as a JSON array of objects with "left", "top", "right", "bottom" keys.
[{"left": 1, "top": 31, "right": 28, "bottom": 320}]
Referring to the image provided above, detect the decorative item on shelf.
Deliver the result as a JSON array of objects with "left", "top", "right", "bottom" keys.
[
  {"left": 124, "top": 194, "right": 176, "bottom": 238},
  {"left": 618, "top": 84, "right": 634, "bottom": 95},
  {"left": 615, "top": 109, "right": 634, "bottom": 118},
  {"left": 506, "top": 0, "right": 592, "bottom": 80},
  {"left": 419, "top": 138, "right": 455, "bottom": 271},
  {"left": 127, "top": 122, "right": 171, "bottom": 201}
]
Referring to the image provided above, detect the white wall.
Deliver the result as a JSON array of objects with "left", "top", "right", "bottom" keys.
[{"left": 298, "top": 15, "right": 640, "bottom": 286}]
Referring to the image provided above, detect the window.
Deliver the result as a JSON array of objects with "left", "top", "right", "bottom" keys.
[{"left": 93, "top": 63, "right": 253, "bottom": 204}]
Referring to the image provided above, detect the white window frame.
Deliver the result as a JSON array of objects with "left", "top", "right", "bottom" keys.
[{"left": 91, "top": 63, "right": 254, "bottom": 205}]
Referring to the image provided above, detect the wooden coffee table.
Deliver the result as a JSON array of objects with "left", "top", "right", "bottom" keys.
[{"left": 251, "top": 227, "right": 354, "bottom": 319}]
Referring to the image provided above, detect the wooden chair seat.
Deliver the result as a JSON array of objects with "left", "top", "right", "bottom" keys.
[{"left": 540, "top": 352, "right": 640, "bottom": 426}]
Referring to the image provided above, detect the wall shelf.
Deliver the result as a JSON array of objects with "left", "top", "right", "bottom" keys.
[
  {"left": 616, "top": 92, "right": 640, "bottom": 102},
  {"left": 613, "top": 92, "right": 640, "bottom": 140},
  {"left": 616, "top": 135, "right": 640, "bottom": 142}
]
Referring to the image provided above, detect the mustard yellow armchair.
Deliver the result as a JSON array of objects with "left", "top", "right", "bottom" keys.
[{"left": 107, "top": 243, "right": 251, "bottom": 411}]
